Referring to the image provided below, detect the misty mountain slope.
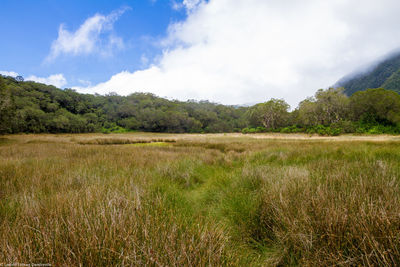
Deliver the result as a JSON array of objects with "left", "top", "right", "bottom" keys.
[
  {"left": 382, "top": 69, "right": 400, "bottom": 91},
  {"left": 337, "top": 53, "right": 400, "bottom": 95}
]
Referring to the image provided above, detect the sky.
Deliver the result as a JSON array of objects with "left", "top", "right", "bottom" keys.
[{"left": 2, "top": 0, "right": 400, "bottom": 108}]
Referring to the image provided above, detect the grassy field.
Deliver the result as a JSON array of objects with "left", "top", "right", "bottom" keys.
[{"left": 1, "top": 133, "right": 400, "bottom": 266}]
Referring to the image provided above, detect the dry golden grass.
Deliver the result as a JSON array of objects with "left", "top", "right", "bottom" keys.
[{"left": 1, "top": 133, "right": 400, "bottom": 266}]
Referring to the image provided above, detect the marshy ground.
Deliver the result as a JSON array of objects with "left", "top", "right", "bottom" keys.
[{"left": 1, "top": 133, "right": 400, "bottom": 266}]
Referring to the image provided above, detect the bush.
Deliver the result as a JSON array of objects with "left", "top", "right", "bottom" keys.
[
  {"left": 256, "top": 126, "right": 267, "bottom": 133},
  {"left": 331, "top": 120, "right": 356, "bottom": 133},
  {"left": 353, "top": 122, "right": 400, "bottom": 135},
  {"left": 306, "top": 125, "right": 342, "bottom": 136},
  {"left": 101, "top": 125, "right": 129, "bottom": 134},
  {"left": 280, "top": 125, "right": 303, "bottom": 133},
  {"left": 242, "top": 127, "right": 267, "bottom": 134}
]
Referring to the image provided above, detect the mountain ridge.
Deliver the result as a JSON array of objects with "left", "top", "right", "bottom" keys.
[{"left": 336, "top": 52, "right": 400, "bottom": 95}]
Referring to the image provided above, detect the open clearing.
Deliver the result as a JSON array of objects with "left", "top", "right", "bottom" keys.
[
  {"left": 3, "top": 132, "right": 400, "bottom": 144},
  {"left": 1, "top": 133, "right": 400, "bottom": 266}
]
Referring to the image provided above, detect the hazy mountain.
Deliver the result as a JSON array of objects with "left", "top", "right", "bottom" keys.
[{"left": 336, "top": 52, "right": 400, "bottom": 95}]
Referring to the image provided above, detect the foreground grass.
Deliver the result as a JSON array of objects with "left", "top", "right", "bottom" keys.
[{"left": 1, "top": 133, "right": 400, "bottom": 266}]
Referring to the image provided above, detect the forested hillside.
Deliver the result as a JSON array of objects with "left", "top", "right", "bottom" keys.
[
  {"left": 337, "top": 52, "right": 400, "bottom": 95},
  {"left": 0, "top": 75, "right": 248, "bottom": 134},
  {"left": 1, "top": 74, "right": 400, "bottom": 135}
]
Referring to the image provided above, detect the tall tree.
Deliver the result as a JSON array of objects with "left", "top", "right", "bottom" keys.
[
  {"left": 314, "top": 87, "right": 349, "bottom": 124},
  {"left": 297, "top": 88, "right": 349, "bottom": 126},
  {"left": 349, "top": 88, "right": 400, "bottom": 125},
  {"left": 247, "top": 98, "right": 290, "bottom": 129}
]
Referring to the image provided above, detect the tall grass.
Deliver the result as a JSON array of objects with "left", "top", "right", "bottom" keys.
[{"left": 1, "top": 133, "right": 400, "bottom": 266}]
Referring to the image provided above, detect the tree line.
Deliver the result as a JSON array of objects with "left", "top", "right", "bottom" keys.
[
  {"left": 245, "top": 87, "right": 400, "bottom": 135},
  {"left": 1, "top": 74, "right": 400, "bottom": 135},
  {"left": 0, "top": 75, "right": 247, "bottom": 134}
]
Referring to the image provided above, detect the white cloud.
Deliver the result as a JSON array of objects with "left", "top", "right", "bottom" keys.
[
  {"left": 0, "top": 71, "right": 19, "bottom": 77},
  {"left": 183, "top": 0, "right": 203, "bottom": 10},
  {"left": 47, "top": 7, "right": 129, "bottom": 61},
  {"left": 172, "top": 0, "right": 203, "bottom": 11},
  {"left": 26, "top": 74, "right": 67, "bottom": 88},
  {"left": 0, "top": 71, "right": 66, "bottom": 88},
  {"left": 78, "top": 0, "right": 400, "bottom": 107}
]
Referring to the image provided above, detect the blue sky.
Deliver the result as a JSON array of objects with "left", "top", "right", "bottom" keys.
[
  {"left": 2, "top": 0, "right": 400, "bottom": 106},
  {"left": 0, "top": 0, "right": 186, "bottom": 86}
]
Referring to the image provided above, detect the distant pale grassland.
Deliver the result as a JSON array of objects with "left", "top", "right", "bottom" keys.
[{"left": 1, "top": 133, "right": 400, "bottom": 266}]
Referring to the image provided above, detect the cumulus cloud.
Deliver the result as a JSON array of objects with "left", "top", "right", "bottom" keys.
[
  {"left": 26, "top": 74, "right": 67, "bottom": 88},
  {"left": 78, "top": 0, "right": 400, "bottom": 107},
  {"left": 0, "top": 71, "right": 19, "bottom": 77},
  {"left": 46, "top": 7, "right": 129, "bottom": 61}
]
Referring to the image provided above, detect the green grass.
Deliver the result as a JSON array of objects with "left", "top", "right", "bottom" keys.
[
  {"left": 1, "top": 133, "right": 400, "bottom": 266},
  {"left": 78, "top": 138, "right": 176, "bottom": 145}
]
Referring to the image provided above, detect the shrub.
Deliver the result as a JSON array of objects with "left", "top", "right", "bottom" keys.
[
  {"left": 305, "top": 125, "right": 342, "bottom": 136},
  {"left": 242, "top": 127, "right": 269, "bottom": 134},
  {"left": 280, "top": 125, "right": 303, "bottom": 133},
  {"left": 331, "top": 120, "right": 356, "bottom": 133},
  {"left": 101, "top": 125, "right": 128, "bottom": 134}
]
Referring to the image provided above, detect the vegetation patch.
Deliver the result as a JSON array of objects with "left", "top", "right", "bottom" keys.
[
  {"left": 1, "top": 134, "right": 400, "bottom": 266},
  {"left": 78, "top": 138, "right": 176, "bottom": 145},
  {"left": 174, "top": 141, "right": 246, "bottom": 153},
  {"left": 25, "top": 139, "right": 61, "bottom": 144},
  {"left": 128, "top": 141, "right": 172, "bottom": 147},
  {"left": 0, "top": 137, "right": 12, "bottom": 145}
]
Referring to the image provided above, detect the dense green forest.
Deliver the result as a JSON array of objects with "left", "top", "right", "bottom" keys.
[
  {"left": 1, "top": 74, "right": 400, "bottom": 135},
  {"left": 244, "top": 87, "right": 400, "bottom": 135},
  {"left": 0, "top": 75, "right": 248, "bottom": 134}
]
